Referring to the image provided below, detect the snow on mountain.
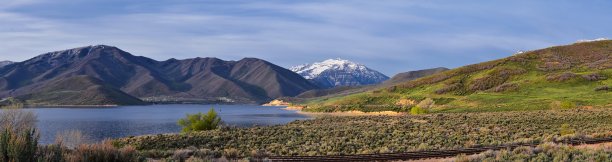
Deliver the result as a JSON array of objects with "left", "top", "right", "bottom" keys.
[
  {"left": 290, "top": 58, "right": 389, "bottom": 88},
  {"left": 576, "top": 38, "right": 609, "bottom": 43},
  {"left": 0, "top": 61, "right": 14, "bottom": 68}
]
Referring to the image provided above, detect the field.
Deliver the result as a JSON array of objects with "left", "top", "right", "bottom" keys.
[{"left": 116, "top": 109, "right": 612, "bottom": 159}]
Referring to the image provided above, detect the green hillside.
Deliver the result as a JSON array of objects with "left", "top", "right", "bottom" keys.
[{"left": 303, "top": 40, "right": 612, "bottom": 113}]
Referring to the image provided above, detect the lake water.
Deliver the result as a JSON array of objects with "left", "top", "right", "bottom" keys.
[{"left": 25, "top": 104, "right": 310, "bottom": 144}]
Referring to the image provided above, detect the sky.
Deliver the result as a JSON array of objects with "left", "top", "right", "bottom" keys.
[{"left": 0, "top": 0, "right": 610, "bottom": 76}]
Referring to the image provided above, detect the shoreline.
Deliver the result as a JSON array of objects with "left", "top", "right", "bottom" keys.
[
  {"left": 25, "top": 105, "right": 119, "bottom": 108},
  {"left": 294, "top": 109, "right": 405, "bottom": 116}
]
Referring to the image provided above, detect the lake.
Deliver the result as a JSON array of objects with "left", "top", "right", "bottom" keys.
[{"left": 26, "top": 104, "right": 310, "bottom": 144}]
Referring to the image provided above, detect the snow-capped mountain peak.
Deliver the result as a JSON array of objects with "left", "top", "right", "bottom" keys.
[
  {"left": 290, "top": 58, "right": 389, "bottom": 88},
  {"left": 290, "top": 58, "right": 362, "bottom": 79}
]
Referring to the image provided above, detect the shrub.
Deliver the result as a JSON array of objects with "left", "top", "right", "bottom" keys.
[
  {"left": 55, "top": 130, "right": 88, "bottom": 149},
  {"left": 178, "top": 108, "right": 222, "bottom": 133},
  {"left": 223, "top": 148, "right": 240, "bottom": 160},
  {"left": 0, "top": 128, "right": 39, "bottom": 162},
  {"left": 64, "top": 140, "right": 143, "bottom": 162},
  {"left": 435, "top": 83, "right": 463, "bottom": 94},
  {"left": 37, "top": 144, "right": 65, "bottom": 162},
  {"left": 0, "top": 109, "right": 39, "bottom": 162},
  {"left": 546, "top": 72, "right": 578, "bottom": 82},
  {"left": 410, "top": 106, "right": 428, "bottom": 115},
  {"left": 416, "top": 98, "right": 434, "bottom": 109},
  {"left": 594, "top": 85, "right": 609, "bottom": 91},
  {"left": 559, "top": 124, "right": 575, "bottom": 136},
  {"left": 250, "top": 149, "right": 269, "bottom": 161},
  {"left": 0, "top": 109, "right": 37, "bottom": 133},
  {"left": 581, "top": 73, "right": 607, "bottom": 81},
  {"left": 172, "top": 149, "right": 193, "bottom": 161},
  {"left": 469, "top": 68, "right": 526, "bottom": 91},
  {"left": 193, "top": 148, "right": 221, "bottom": 159},
  {"left": 560, "top": 101, "right": 576, "bottom": 109},
  {"left": 493, "top": 83, "right": 519, "bottom": 92}
]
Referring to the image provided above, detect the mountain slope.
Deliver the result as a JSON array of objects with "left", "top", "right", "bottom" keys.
[
  {"left": 290, "top": 59, "right": 389, "bottom": 88},
  {"left": 18, "top": 76, "right": 146, "bottom": 105},
  {"left": 304, "top": 40, "right": 612, "bottom": 112},
  {"left": 0, "top": 61, "right": 13, "bottom": 68},
  {"left": 0, "top": 45, "right": 318, "bottom": 105}
]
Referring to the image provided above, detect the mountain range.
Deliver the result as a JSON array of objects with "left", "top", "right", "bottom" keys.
[
  {"left": 290, "top": 58, "right": 389, "bottom": 88},
  {"left": 0, "top": 45, "right": 318, "bottom": 105}
]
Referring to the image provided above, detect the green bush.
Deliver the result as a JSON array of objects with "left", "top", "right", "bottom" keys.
[
  {"left": 178, "top": 108, "right": 222, "bottom": 133},
  {"left": 560, "top": 101, "right": 576, "bottom": 109},
  {"left": 560, "top": 124, "right": 575, "bottom": 135},
  {"left": 410, "top": 106, "right": 429, "bottom": 115}
]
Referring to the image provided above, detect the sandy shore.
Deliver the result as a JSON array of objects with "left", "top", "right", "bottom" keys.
[{"left": 296, "top": 110, "right": 405, "bottom": 116}]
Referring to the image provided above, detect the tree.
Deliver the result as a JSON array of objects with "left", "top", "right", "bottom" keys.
[{"left": 178, "top": 108, "right": 222, "bottom": 133}]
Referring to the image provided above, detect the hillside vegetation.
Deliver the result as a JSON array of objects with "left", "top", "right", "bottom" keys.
[{"left": 303, "top": 40, "right": 612, "bottom": 112}]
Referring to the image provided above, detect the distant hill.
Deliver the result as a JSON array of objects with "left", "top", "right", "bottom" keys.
[
  {"left": 384, "top": 67, "right": 449, "bottom": 85},
  {"left": 290, "top": 59, "right": 389, "bottom": 88},
  {"left": 304, "top": 40, "right": 612, "bottom": 112},
  {"left": 0, "top": 45, "right": 318, "bottom": 105}
]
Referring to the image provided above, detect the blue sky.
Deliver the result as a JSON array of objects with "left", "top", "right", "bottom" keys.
[{"left": 0, "top": 0, "right": 610, "bottom": 75}]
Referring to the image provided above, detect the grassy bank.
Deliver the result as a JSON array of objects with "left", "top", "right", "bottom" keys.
[{"left": 116, "top": 109, "right": 612, "bottom": 159}]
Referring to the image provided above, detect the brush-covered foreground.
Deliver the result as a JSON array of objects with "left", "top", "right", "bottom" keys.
[
  {"left": 116, "top": 109, "right": 612, "bottom": 159},
  {"left": 302, "top": 40, "right": 612, "bottom": 113},
  {"left": 454, "top": 143, "right": 612, "bottom": 162}
]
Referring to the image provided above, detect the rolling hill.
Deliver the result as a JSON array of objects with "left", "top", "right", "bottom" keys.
[{"left": 303, "top": 40, "right": 612, "bottom": 112}]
